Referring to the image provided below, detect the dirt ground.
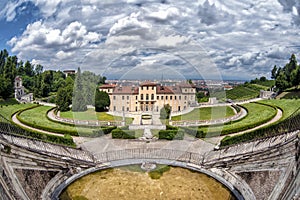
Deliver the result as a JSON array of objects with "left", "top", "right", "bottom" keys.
[{"left": 61, "top": 166, "right": 234, "bottom": 200}]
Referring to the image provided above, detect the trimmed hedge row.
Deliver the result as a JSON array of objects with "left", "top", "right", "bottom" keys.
[
  {"left": 158, "top": 130, "right": 184, "bottom": 140},
  {"left": 182, "top": 103, "right": 277, "bottom": 138},
  {"left": 17, "top": 114, "right": 79, "bottom": 136},
  {"left": 220, "top": 105, "right": 291, "bottom": 147},
  {"left": 2, "top": 121, "right": 75, "bottom": 147},
  {"left": 112, "top": 128, "right": 136, "bottom": 139},
  {"left": 16, "top": 106, "right": 80, "bottom": 136}
]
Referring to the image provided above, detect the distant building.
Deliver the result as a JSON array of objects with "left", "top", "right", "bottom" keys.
[
  {"left": 14, "top": 76, "right": 33, "bottom": 103},
  {"left": 63, "top": 70, "right": 76, "bottom": 77},
  {"left": 260, "top": 90, "right": 276, "bottom": 99},
  {"left": 224, "top": 85, "right": 233, "bottom": 90},
  {"left": 99, "top": 82, "right": 197, "bottom": 113}
]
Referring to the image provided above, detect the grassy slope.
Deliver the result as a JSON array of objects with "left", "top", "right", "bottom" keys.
[
  {"left": 60, "top": 108, "right": 133, "bottom": 124},
  {"left": 259, "top": 99, "right": 300, "bottom": 120},
  {"left": 171, "top": 106, "right": 235, "bottom": 121},
  {"left": 18, "top": 106, "right": 96, "bottom": 135},
  {"left": 199, "top": 103, "right": 277, "bottom": 134},
  {"left": 0, "top": 103, "right": 35, "bottom": 120}
]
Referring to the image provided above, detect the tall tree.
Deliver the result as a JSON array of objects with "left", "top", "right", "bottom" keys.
[
  {"left": 24, "top": 60, "right": 34, "bottom": 77},
  {"left": 95, "top": 90, "right": 110, "bottom": 112},
  {"left": 72, "top": 67, "right": 87, "bottom": 112},
  {"left": 271, "top": 65, "right": 277, "bottom": 79}
]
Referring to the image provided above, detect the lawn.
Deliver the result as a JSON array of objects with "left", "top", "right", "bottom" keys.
[
  {"left": 0, "top": 103, "right": 35, "bottom": 120},
  {"left": 171, "top": 106, "right": 236, "bottom": 121},
  {"left": 259, "top": 99, "right": 300, "bottom": 121},
  {"left": 60, "top": 109, "right": 133, "bottom": 124},
  {"left": 197, "top": 103, "right": 277, "bottom": 136},
  {"left": 18, "top": 106, "right": 97, "bottom": 136}
]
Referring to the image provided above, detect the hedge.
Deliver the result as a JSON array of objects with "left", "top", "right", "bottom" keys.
[
  {"left": 86, "top": 126, "right": 117, "bottom": 137},
  {"left": 16, "top": 106, "right": 81, "bottom": 136},
  {"left": 1, "top": 121, "right": 75, "bottom": 147},
  {"left": 158, "top": 130, "right": 184, "bottom": 140},
  {"left": 111, "top": 128, "right": 136, "bottom": 139}
]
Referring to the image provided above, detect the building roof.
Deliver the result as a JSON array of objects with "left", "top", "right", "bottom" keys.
[
  {"left": 157, "top": 85, "right": 181, "bottom": 94},
  {"left": 99, "top": 84, "right": 116, "bottom": 89},
  {"left": 140, "top": 82, "right": 157, "bottom": 87},
  {"left": 112, "top": 86, "right": 139, "bottom": 95}
]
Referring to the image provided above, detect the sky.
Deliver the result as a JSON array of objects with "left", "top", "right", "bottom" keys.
[{"left": 0, "top": 0, "right": 300, "bottom": 80}]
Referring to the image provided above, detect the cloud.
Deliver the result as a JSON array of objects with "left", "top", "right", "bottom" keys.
[{"left": 3, "top": 0, "right": 300, "bottom": 80}]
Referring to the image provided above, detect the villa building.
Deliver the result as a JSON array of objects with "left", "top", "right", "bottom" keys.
[{"left": 99, "top": 82, "right": 197, "bottom": 113}]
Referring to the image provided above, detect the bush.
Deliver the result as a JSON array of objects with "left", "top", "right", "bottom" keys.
[
  {"left": 90, "top": 126, "right": 116, "bottom": 137},
  {"left": 181, "top": 127, "right": 206, "bottom": 138},
  {"left": 158, "top": 130, "right": 184, "bottom": 140},
  {"left": 111, "top": 128, "right": 136, "bottom": 139}
]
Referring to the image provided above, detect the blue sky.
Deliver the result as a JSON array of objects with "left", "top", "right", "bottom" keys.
[{"left": 0, "top": 0, "right": 300, "bottom": 80}]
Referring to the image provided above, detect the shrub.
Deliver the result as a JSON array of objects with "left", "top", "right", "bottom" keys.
[
  {"left": 158, "top": 130, "right": 184, "bottom": 140},
  {"left": 91, "top": 126, "right": 116, "bottom": 137},
  {"left": 111, "top": 128, "right": 136, "bottom": 139}
]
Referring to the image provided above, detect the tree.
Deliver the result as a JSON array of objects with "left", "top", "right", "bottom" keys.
[
  {"left": 259, "top": 76, "right": 267, "bottom": 82},
  {"left": 95, "top": 90, "right": 110, "bottom": 112},
  {"left": 24, "top": 61, "right": 34, "bottom": 77},
  {"left": 275, "top": 70, "right": 289, "bottom": 91},
  {"left": 160, "top": 104, "right": 171, "bottom": 119},
  {"left": 56, "top": 87, "right": 71, "bottom": 112},
  {"left": 72, "top": 67, "right": 87, "bottom": 112},
  {"left": 271, "top": 65, "right": 277, "bottom": 79}
]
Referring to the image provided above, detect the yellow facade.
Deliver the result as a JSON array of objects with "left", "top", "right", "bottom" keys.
[{"left": 99, "top": 82, "right": 196, "bottom": 113}]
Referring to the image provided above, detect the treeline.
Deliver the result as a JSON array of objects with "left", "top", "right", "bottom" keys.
[
  {"left": 272, "top": 54, "right": 300, "bottom": 91},
  {"left": 0, "top": 49, "right": 107, "bottom": 112}
]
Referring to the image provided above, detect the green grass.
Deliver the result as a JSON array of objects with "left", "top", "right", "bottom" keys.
[
  {"left": 171, "top": 106, "right": 235, "bottom": 121},
  {"left": 60, "top": 109, "right": 133, "bottom": 125},
  {"left": 211, "top": 85, "right": 260, "bottom": 101},
  {"left": 0, "top": 98, "right": 19, "bottom": 105},
  {"left": 259, "top": 99, "right": 300, "bottom": 121},
  {"left": 0, "top": 103, "right": 35, "bottom": 120},
  {"left": 18, "top": 106, "right": 96, "bottom": 135},
  {"left": 198, "top": 103, "right": 277, "bottom": 135}
]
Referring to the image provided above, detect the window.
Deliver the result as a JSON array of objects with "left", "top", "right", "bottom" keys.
[
  {"left": 157, "top": 96, "right": 159, "bottom": 100},
  {"left": 151, "top": 94, "right": 154, "bottom": 100},
  {"left": 185, "top": 89, "right": 187, "bottom": 92},
  {"left": 147, "top": 86, "right": 149, "bottom": 90},
  {"left": 136, "top": 96, "right": 138, "bottom": 100},
  {"left": 127, "top": 107, "right": 129, "bottom": 111},
  {"left": 175, "top": 96, "right": 177, "bottom": 100},
  {"left": 141, "top": 94, "right": 143, "bottom": 100},
  {"left": 185, "top": 96, "right": 187, "bottom": 100},
  {"left": 127, "top": 96, "right": 129, "bottom": 100},
  {"left": 170, "top": 96, "right": 172, "bottom": 100},
  {"left": 178, "top": 106, "right": 181, "bottom": 111},
  {"left": 161, "top": 96, "right": 163, "bottom": 100},
  {"left": 146, "top": 94, "right": 149, "bottom": 100},
  {"left": 179, "top": 96, "right": 181, "bottom": 100},
  {"left": 152, "top": 86, "right": 154, "bottom": 90},
  {"left": 113, "top": 96, "right": 116, "bottom": 100},
  {"left": 122, "top": 96, "right": 124, "bottom": 100},
  {"left": 136, "top": 106, "right": 138, "bottom": 111},
  {"left": 122, "top": 106, "right": 124, "bottom": 111},
  {"left": 113, "top": 106, "right": 116, "bottom": 111},
  {"left": 166, "top": 96, "right": 168, "bottom": 100}
]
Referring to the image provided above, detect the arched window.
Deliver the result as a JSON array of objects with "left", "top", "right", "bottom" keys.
[
  {"left": 146, "top": 94, "right": 149, "bottom": 100},
  {"left": 141, "top": 94, "right": 143, "bottom": 100},
  {"left": 151, "top": 94, "right": 154, "bottom": 100}
]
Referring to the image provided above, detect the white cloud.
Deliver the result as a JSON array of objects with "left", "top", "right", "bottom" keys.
[{"left": 3, "top": 0, "right": 300, "bottom": 79}]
